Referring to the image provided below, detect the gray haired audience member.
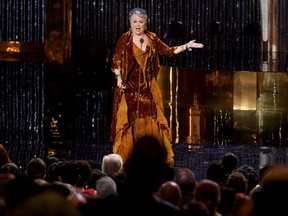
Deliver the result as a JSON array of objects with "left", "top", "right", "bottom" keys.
[
  {"left": 174, "top": 167, "right": 197, "bottom": 208},
  {"left": 101, "top": 154, "right": 123, "bottom": 178},
  {"left": 95, "top": 176, "right": 117, "bottom": 199}
]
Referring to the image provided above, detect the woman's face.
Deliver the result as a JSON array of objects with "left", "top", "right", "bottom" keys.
[{"left": 130, "top": 14, "right": 146, "bottom": 36}]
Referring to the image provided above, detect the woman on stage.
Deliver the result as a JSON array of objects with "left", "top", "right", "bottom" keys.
[{"left": 110, "top": 7, "right": 204, "bottom": 166}]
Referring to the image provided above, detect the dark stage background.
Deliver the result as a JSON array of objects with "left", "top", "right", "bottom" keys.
[{"left": 0, "top": 0, "right": 288, "bottom": 179}]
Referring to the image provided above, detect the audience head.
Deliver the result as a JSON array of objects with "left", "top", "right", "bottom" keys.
[
  {"left": 95, "top": 176, "right": 117, "bottom": 199},
  {"left": 206, "top": 162, "right": 227, "bottom": 185},
  {"left": 0, "top": 162, "right": 21, "bottom": 178},
  {"left": 226, "top": 171, "right": 248, "bottom": 194},
  {"left": 158, "top": 181, "right": 182, "bottom": 208},
  {"left": 124, "top": 135, "right": 168, "bottom": 194},
  {"left": 45, "top": 161, "right": 62, "bottom": 183},
  {"left": 25, "top": 157, "right": 47, "bottom": 180},
  {"left": 195, "top": 179, "right": 221, "bottom": 215},
  {"left": 101, "top": 153, "right": 123, "bottom": 177},
  {"left": 174, "top": 167, "right": 197, "bottom": 194},
  {"left": 44, "top": 156, "right": 61, "bottom": 168},
  {"left": 57, "top": 160, "right": 80, "bottom": 186},
  {"left": 75, "top": 160, "right": 92, "bottom": 188},
  {"left": 220, "top": 152, "right": 238, "bottom": 175},
  {"left": 236, "top": 165, "right": 259, "bottom": 194}
]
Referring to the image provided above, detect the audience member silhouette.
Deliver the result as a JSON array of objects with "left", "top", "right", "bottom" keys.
[
  {"left": 45, "top": 161, "right": 62, "bottom": 183},
  {"left": 24, "top": 157, "right": 47, "bottom": 184},
  {"left": 206, "top": 162, "right": 227, "bottom": 185},
  {"left": 158, "top": 181, "right": 182, "bottom": 210},
  {"left": 226, "top": 171, "right": 248, "bottom": 194},
  {"left": 0, "top": 163, "right": 21, "bottom": 178},
  {"left": 75, "top": 160, "right": 96, "bottom": 196},
  {"left": 95, "top": 176, "right": 118, "bottom": 199},
  {"left": 118, "top": 135, "right": 182, "bottom": 215},
  {"left": 174, "top": 167, "right": 197, "bottom": 208},
  {"left": 195, "top": 179, "right": 222, "bottom": 216},
  {"left": 236, "top": 165, "right": 259, "bottom": 194},
  {"left": 220, "top": 152, "right": 238, "bottom": 176}
]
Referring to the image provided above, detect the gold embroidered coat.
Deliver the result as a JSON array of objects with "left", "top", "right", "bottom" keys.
[{"left": 110, "top": 30, "right": 177, "bottom": 165}]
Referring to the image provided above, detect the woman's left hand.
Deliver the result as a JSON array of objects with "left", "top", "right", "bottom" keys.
[{"left": 187, "top": 40, "right": 204, "bottom": 50}]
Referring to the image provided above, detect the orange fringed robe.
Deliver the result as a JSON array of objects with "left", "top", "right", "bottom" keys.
[{"left": 110, "top": 31, "right": 177, "bottom": 166}]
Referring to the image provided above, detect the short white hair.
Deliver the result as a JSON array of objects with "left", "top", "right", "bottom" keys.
[{"left": 101, "top": 153, "right": 123, "bottom": 177}]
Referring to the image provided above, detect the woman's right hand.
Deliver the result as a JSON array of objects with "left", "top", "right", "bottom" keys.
[
  {"left": 117, "top": 78, "right": 127, "bottom": 92},
  {"left": 117, "top": 78, "right": 123, "bottom": 89}
]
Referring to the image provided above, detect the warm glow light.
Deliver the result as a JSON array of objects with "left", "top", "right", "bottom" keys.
[{"left": 6, "top": 41, "right": 20, "bottom": 53}]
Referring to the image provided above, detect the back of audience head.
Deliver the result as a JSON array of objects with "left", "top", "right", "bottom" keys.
[
  {"left": 206, "top": 162, "right": 227, "bottom": 185},
  {"left": 75, "top": 160, "right": 92, "bottom": 189},
  {"left": 58, "top": 160, "right": 80, "bottom": 186},
  {"left": 45, "top": 161, "right": 62, "bottom": 183},
  {"left": 174, "top": 167, "right": 196, "bottom": 207},
  {"left": 25, "top": 157, "right": 47, "bottom": 181},
  {"left": 195, "top": 179, "right": 221, "bottom": 216},
  {"left": 124, "top": 135, "right": 168, "bottom": 194},
  {"left": 44, "top": 156, "right": 61, "bottom": 168},
  {"left": 236, "top": 165, "right": 259, "bottom": 194},
  {"left": 226, "top": 171, "right": 248, "bottom": 194},
  {"left": 174, "top": 167, "right": 196, "bottom": 193},
  {"left": 101, "top": 153, "right": 123, "bottom": 177},
  {"left": 95, "top": 176, "right": 117, "bottom": 199},
  {"left": 158, "top": 180, "right": 182, "bottom": 208},
  {"left": 220, "top": 152, "right": 238, "bottom": 175},
  {"left": 0, "top": 163, "right": 21, "bottom": 178}
]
